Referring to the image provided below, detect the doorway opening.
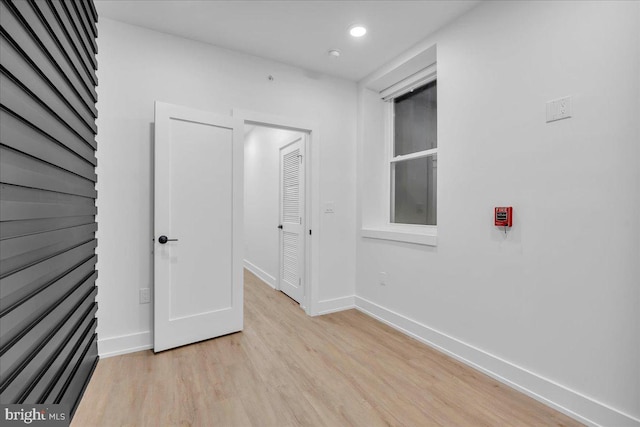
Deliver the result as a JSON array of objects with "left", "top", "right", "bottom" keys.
[{"left": 243, "top": 124, "right": 309, "bottom": 309}]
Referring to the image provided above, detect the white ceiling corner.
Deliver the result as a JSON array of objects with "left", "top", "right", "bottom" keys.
[{"left": 95, "top": 0, "right": 480, "bottom": 82}]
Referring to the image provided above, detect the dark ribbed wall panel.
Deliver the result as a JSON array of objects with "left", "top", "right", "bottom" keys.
[{"left": 0, "top": 0, "right": 98, "bottom": 419}]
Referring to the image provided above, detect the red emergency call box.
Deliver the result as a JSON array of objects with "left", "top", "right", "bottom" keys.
[{"left": 494, "top": 207, "right": 513, "bottom": 227}]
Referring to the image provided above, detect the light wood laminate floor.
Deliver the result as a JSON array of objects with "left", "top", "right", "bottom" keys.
[{"left": 73, "top": 270, "right": 582, "bottom": 426}]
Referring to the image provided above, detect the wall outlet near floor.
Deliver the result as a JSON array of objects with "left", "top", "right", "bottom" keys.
[
  {"left": 546, "top": 96, "right": 572, "bottom": 122},
  {"left": 379, "top": 272, "right": 388, "bottom": 286},
  {"left": 139, "top": 288, "right": 151, "bottom": 304}
]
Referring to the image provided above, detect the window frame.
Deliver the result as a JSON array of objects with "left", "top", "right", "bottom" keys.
[
  {"left": 360, "top": 55, "right": 439, "bottom": 247},
  {"left": 385, "top": 68, "right": 438, "bottom": 230}
]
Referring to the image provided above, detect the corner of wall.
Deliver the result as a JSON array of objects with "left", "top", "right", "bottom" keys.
[
  {"left": 98, "top": 331, "right": 153, "bottom": 359},
  {"left": 243, "top": 259, "right": 276, "bottom": 289}
]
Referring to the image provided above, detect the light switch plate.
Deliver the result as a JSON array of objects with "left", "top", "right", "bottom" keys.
[
  {"left": 546, "top": 96, "right": 572, "bottom": 122},
  {"left": 140, "top": 288, "right": 150, "bottom": 304},
  {"left": 324, "top": 201, "right": 335, "bottom": 214}
]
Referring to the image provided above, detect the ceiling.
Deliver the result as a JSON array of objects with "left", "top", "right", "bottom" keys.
[{"left": 95, "top": 0, "right": 480, "bottom": 81}]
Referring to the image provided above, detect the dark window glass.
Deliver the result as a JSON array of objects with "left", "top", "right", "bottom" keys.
[
  {"left": 392, "top": 154, "right": 437, "bottom": 225},
  {"left": 393, "top": 80, "right": 437, "bottom": 156}
]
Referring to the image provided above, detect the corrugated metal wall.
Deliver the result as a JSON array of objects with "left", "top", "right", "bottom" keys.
[{"left": 0, "top": 0, "right": 98, "bottom": 417}]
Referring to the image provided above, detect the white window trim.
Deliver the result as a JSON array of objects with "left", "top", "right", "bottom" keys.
[
  {"left": 380, "top": 63, "right": 437, "bottom": 101},
  {"left": 390, "top": 148, "right": 437, "bottom": 163},
  {"left": 361, "top": 47, "right": 438, "bottom": 247},
  {"left": 361, "top": 225, "right": 437, "bottom": 246}
]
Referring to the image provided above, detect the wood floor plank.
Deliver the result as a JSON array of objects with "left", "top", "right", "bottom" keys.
[{"left": 72, "top": 270, "right": 582, "bottom": 426}]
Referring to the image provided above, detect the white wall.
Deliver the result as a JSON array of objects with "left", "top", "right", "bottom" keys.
[
  {"left": 244, "top": 126, "right": 303, "bottom": 287},
  {"left": 96, "top": 4, "right": 639, "bottom": 424},
  {"left": 357, "top": 1, "right": 639, "bottom": 426},
  {"left": 95, "top": 18, "right": 357, "bottom": 357}
]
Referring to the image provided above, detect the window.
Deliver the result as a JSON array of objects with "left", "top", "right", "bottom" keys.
[
  {"left": 360, "top": 46, "right": 437, "bottom": 245},
  {"left": 389, "top": 80, "right": 437, "bottom": 226}
]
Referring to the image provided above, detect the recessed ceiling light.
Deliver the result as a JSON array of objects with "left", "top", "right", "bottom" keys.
[
  {"left": 349, "top": 25, "right": 367, "bottom": 38},
  {"left": 328, "top": 49, "right": 341, "bottom": 58}
]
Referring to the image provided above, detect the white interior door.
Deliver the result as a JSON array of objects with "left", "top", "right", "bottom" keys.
[
  {"left": 278, "top": 136, "right": 305, "bottom": 303},
  {"left": 154, "top": 102, "right": 243, "bottom": 352}
]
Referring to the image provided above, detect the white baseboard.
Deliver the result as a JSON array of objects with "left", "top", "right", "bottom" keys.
[
  {"left": 243, "top": 259, "right": 276, "bottom": 289},
  {"left": 354, "top": 296, "right": 639, "bottom": 427},
  {"left": 98, "top": 331, "right": 153, "bottom": 358},
  {"left": 315, "top": 295, "right": 355, "bottom": 316}
]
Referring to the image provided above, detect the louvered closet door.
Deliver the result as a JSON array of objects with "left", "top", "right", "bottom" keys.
[{"left": 278, "top": 136, "right": 305, "bottom": 303}]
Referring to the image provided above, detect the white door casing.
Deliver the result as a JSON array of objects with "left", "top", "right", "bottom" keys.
[
  {"left": 154, "top": 102, "right": 243, "bottom": 352},
  {"left": 278, "top": 136, "right": 305, "bottom": 303},
  {"left": 233, "top": 108, "right": 318, "bottom": 315}
]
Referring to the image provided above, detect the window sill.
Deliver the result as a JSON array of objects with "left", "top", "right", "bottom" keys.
[{"left": 360, "top": 226, "right": 437, "bottom": 246}]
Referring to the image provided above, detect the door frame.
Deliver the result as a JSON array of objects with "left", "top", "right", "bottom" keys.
[{"left": 233, "top": 109, "right": 319, "bottom": 316}]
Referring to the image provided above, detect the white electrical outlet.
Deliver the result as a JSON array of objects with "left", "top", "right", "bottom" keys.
[
  {"left": 546, "top": 96, "right": 572, "bottom": 122},
  {"left": 139, "top": 288, "right": 150, "bottom": 304},
  {"left": 379, "top": 272, "right": 388, "bottom": 286},
  {"left": 324, "top": 201, "right": 335, "bottom": 214}
]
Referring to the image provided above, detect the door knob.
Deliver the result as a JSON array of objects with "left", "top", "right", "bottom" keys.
[
  {"left": 277, "top": 225, "right": 283, "bottom": 229},
  {"left": 158, "top": 235, "right": 179, "bottom": 244}
]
